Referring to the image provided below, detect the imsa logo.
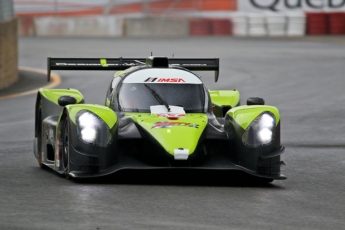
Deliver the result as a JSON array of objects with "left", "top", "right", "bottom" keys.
[
  {"left": 144, "top": 78, "right": 157, "bottom": 82},
  {"left": 144, "top": 78, "right": 186, "bottom": 83}
]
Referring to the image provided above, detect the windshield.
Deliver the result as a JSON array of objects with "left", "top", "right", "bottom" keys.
[{"left": 118, "top": 83, "right": 205, "bottom": 112}]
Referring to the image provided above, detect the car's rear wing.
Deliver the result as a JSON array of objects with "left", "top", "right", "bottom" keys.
[{"left": 47, "top": 57, "right": 220, "bottom": 82}]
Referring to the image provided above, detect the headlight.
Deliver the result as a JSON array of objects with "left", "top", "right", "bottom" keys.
[
  {"left": 242, "top": 112, "right": 276, "bottom": 148},
  {"left": 76, "top": 110, "right": 112, "bottom": 146}
]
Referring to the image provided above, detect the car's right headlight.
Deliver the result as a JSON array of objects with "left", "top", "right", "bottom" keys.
[
  {"left": 76, "top": 110, "right": 112, "bottom": 147},
  {"left": 242, "top": 112, "right": 276, "bottom": 148}
]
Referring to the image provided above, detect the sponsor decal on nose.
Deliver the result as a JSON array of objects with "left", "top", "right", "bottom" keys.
[{"left": 152, "top": 122, "right": 199, "bottom": 129}]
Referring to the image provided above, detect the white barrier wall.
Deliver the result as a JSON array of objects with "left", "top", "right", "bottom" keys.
[
  {"left": 125, "top": 18, "right": 189, "bottom": 37},
  {"left": 247, "top": 13, "right": 267, "bottom": 36},
  {"left": 265, "top": 12, "right": 287, "bottom": 36},
  {"left": 35, "top": 16, "right": 124, "bottom": 37},
  {"left": 286, "top": 12, "right": 306, "bottom": 36},
  {"left": 231, "top": 12, "right": 306, "bottom": 37},
  {"left": 231, "top": 13, "right": 248, "bottom": 36},
  {"left": 31, "top": 16, "right": 190, "bottom": 38},
  {"left": 236, "top": 0, "right": 342, "bottom": 37},
  {"left": 238, "top": 0, "right": 345, "bottom": 12}
]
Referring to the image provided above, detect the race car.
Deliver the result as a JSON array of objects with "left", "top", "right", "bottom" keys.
[{"left": 33, "top": 56, "right": 285, "bottom": 182}]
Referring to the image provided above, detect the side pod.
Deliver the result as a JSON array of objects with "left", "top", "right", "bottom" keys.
[{"left": 225, "top": 105, "right": 285, "bottom": 179}]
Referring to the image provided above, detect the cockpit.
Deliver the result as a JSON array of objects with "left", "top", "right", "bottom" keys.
[{"left": 118, "top": 68, "right": 206, "bottom": 112}]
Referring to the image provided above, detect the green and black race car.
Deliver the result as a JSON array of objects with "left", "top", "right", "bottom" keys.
[{"left": 34, "top": 56, "right": 285, "bottom": 182}]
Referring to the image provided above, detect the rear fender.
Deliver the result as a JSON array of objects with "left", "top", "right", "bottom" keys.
[{"left": 209, "top": 90, "right": 240, "bottom": 117}]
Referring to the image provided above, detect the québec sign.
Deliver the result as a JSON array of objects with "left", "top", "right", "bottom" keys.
[{"left": 239, "top": 0, "right": 345, "bottom": 12}]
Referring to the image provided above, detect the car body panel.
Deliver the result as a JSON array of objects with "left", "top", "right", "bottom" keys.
[
  {"left": 39, "top": 88, "right": 84, "bottom": 105},
  {"left": 125, "top": 113, "right": 208, "bottom": 155},
  {"left": 65, "top": 104, "right": 117, "bottom": 128},
  {"left": 209, "top": 90, "right": 240, "bottom": 118},
  {"left": 209, "top": 90, "right": 240, "bottom": 107},
  {"left": 228, "top": 105, "right": 280, "bottom": 130}
]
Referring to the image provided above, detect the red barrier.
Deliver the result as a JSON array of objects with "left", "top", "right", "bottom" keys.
[
  {"left": 306, "top": 12, "right": 327, "bottom": 35},
  {"left": 189, "top": 19, "right": 211, "bottom": 36},
  {"left": 210, "top": 19, "right": 232, "bottom": 35},
  {"left": 18, "top": 17, "right": 35, "bottom": 36},
  {"left": 327, "top": 12, "right": 345, "bottom": 35}
]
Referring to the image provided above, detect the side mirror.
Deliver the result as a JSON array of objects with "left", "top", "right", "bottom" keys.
[
  {"left": 247, "top": 97, "right": 265, "bottom": 106},
  {"left": 58, "top": 96, "right": 77, "bottom": 107}
]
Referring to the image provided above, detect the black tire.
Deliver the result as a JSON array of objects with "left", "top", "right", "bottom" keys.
[
  {"left": 37, "top": 107, "right": 45, "bottom": 168},
  {"left": 62, "top": 118, "right": 71, "bottom": 179}
]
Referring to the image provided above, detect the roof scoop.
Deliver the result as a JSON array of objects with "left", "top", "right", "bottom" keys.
[{"left": 146, "top": 56, "right": 169, "bottom": 68}]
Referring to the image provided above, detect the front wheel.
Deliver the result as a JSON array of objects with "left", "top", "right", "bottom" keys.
[
  {"left": 36, "top": 107, "right": 46, "bottom": 168},
  {"left": 62, "top": 118, "right": 71, "bottom": 179}
]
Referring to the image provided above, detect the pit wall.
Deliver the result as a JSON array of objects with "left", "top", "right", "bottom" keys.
[
  {"left": 17, "top": 12, "right": 345, "bottom": 38},
  {"left": 0, "top": 17, "right": 17, "bottom": 90}
]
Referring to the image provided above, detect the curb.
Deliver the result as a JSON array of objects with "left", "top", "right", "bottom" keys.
[{"left": 0, "top": 66, "right": 61, "bottom": 100}]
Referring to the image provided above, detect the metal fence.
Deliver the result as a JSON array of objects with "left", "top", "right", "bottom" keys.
[{"left": 0, "top": 0, "right": 15, "bottom": 21}]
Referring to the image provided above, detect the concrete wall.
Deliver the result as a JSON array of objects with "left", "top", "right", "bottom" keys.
[
  {"left": 0, "top": 18, "right": 18, "bottom": 90},
  {"left": 124, "top": 18, "right": 189, "bottom": 37},
  {"left": 34, "top": 16, "right": 124, "bottom": 37},
  {"left": 18, "top": 16, "right": 191, "bottom": 38}
]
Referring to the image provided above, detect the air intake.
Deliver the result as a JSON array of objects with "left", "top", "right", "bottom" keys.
[{"left": 146, "top": 56, "right": 169, "bottom": 68}]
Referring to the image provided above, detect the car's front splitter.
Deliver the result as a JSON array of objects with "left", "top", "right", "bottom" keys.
[{"left": 68, "top": 154, "right": 286, "bottom": 180}]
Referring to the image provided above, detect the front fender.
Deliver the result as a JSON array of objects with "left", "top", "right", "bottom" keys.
[
  {"left": 55, "top": 104, "right": 119, "bottom": 175},
  {"left": 225, "top": 105, "right": 284, "bottom": 177},
  {"left": 227, "top": 105, "right": 280, "bottom": 130},
  {"left": 64, "top": 104, "right": 117, "bottom": 129}
]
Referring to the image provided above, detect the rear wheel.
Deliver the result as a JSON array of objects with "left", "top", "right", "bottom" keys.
[{"left": 62, "top": 118, "right": 71, "bottom": 178}]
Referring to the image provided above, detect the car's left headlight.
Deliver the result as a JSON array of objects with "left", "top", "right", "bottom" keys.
[
  {"left": 76, "top": 110, "right": 112, "bottom": 147},
  {"left": 242, "top": 112, "right": 276, "bottom": 148}
]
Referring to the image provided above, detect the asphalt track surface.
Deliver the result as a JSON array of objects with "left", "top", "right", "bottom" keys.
[{"left": 0, "top": 37, "right": 345, "bottom": 229}]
